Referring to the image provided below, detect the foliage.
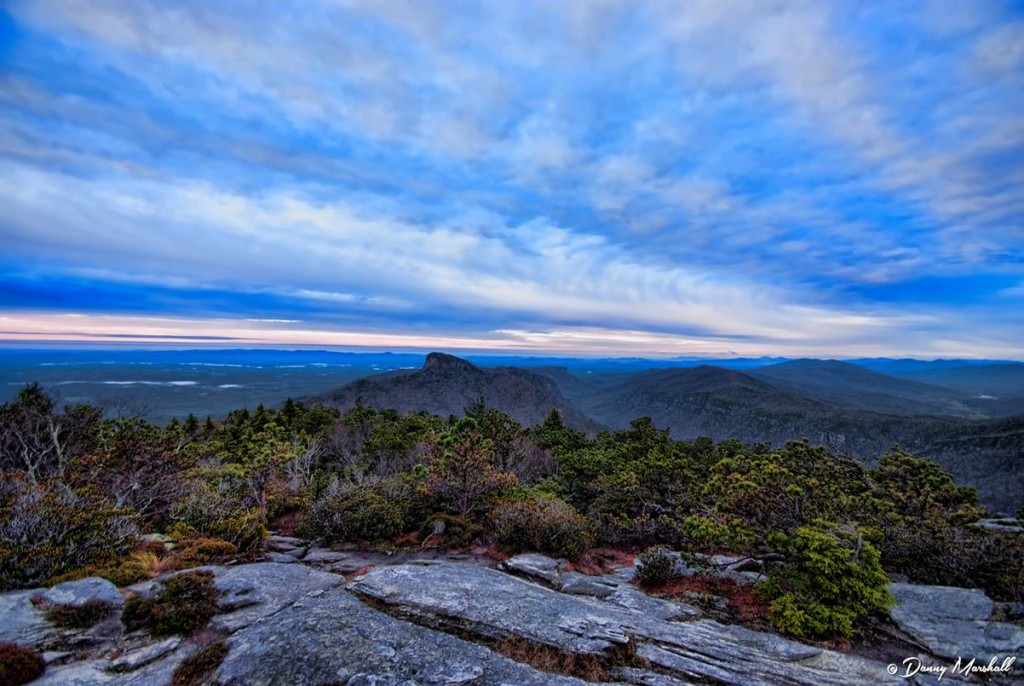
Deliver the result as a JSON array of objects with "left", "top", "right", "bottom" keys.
[
  {"left": 167, "top": 538, "right": 239, "bottom": 569},
  {"left": 490, "top": 495, "right": 593, "bottom": 561},
  {"left": 420, "top": 513, "right": 482, "bottom": 549},
  {"left": 757, "top": 524, "right": 893, "bottom": 639},
  {"left": 0, "top": 643, "right": 46, "bottom": 686},
  {"left": 0, "top": 383, "right": 100, "bottom": 482},
  {"left": 0, "top": 475, "right": 139, "bottom": 591},
  {"left": 0, "top": 384, "right": 1014, "bottom": 641},
  {"left": 635, "top": 546, "right": 679, "bottom": 588},
  {"left": 122, "top": 571, "right": 220, "bottom": 637},
  {"left": 299, "top": 478, "right": 427, "bottom": 545},
  {"left": 171, "top": 640, "right": 229, "bottom": 686},
  {"left": 169, "top": 479, "right": 265, "bottom": 552},
  {"left": 427, "top": 417, "right": 516, "bottom": 516}
]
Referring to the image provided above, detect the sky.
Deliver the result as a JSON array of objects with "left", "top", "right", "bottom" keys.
[{"left": 0, "top": 1, "right": 1022, "bottom": 359}]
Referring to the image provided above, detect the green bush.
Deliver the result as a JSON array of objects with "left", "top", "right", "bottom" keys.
[
  {"left": 0, "top": 643, "right": 46, "bottom": 685},
  {"left": 299, "top": 482, "right": 419, "bottom": 545},
  {"left": 490, "top": 496, "right": 593, "bottom": 561},
  {"left": 122, "top": 571, "right": 220, "bottom": 637},
  {"left": 757, "top": 524, "right": 893, "bottom": 639},
  {"left": 635, "top": 546, "right": 679, "bottom": 587}
]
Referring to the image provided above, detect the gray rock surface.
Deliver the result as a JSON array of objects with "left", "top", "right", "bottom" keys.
[
  {"left": 6, "top": 558, "right": 986, "bottom": 686},
  {"left": 890, "top": 582, "right": 1024, "bottom": 662},
  {"left": 108, "top": 637, "right": 180, "bottom": 673},
  {"left": 560, "top": 570, "right": 620, "bottom": 597},
  {"left": 39, "top": 577, "right": 124, "bottom": 609},
  {"left": 972, "top": 519, "right": 1024, "bottom": 534},
  {"left": 301, "top": 547, "right": 357, "bottom": 564},
  {"left": 216, "top": 585, "right": 592, "bottom": 686},
  {"left": 263, "top": 551, "right": 298, "bottom": 563},
  {"left": 32, "top": 660, "right": 116, "bottom": 686},
  {"left": 0, "top": 589, "right": 59, "bottom": 648},
  {"left": 351, "top": 561, "right": 908, "bottom": 685},
  {"left": 499, "top": 552, "right": 564, "bottom": 585},
  {"left": 207, "top": 562, "right": 344, "bottom": 633}
]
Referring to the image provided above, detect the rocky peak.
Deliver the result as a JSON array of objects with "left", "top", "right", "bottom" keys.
[{"left": 422, "top": 351, "right": 479, "bottom": 374}]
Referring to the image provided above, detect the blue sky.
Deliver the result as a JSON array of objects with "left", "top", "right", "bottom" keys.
[{"left": 1, "top": 0, "right": 1022, "bottom": 358}]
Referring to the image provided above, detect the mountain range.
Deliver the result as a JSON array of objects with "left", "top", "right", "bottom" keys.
[{"left": 316, "top": 353, "right": 1024, "bottom": 514}]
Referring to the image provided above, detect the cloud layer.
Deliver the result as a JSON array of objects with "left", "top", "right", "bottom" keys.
[{"left": 1, "top": 1, "right": 1022, "bottom": 357}]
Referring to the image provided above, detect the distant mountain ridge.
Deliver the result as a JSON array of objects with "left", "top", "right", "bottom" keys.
[
  {"left": 747, "top": 359, "right": 1024, "bottom": 418},
  {"left": 316, "top": 353, "right": 1024, "bottom": 514},
  {"left": 317, "top": 352, "right": 603, "bottom": 433}
]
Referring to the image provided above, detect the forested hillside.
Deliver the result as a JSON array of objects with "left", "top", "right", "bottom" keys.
[{"left": 319, "top": 354, "right": 1024, "bottom": 513}]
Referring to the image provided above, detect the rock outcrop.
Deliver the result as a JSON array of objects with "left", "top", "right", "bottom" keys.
[
  {"left": 3, "top": 555, "right": 1017, "bottom": 685},
  {"left": 350, "top": 561, "right": 905, "bottom": 686},
  {"left": 889, "top": 582, "right": 1024, "bottom": 662}
]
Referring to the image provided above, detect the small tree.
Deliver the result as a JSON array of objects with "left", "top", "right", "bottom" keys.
[
  {"left": 758, "top": 523, "right": 893, "bottom": 639},
  {"left": 0, "top": 384, "right": 100, "bottom": 482},
  {"left": 427, "top": 417, "right": 514, "bottom": 517}
]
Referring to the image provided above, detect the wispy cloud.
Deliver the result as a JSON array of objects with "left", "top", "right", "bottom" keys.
[{"left": 0, "top": 0, "right": 1021, "bottom": 357}]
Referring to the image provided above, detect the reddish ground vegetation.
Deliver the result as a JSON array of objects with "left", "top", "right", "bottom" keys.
[
  {"left": 649, "top": 574, "right": 772, "bottom": 629},
  {"left": 0, "top": 643, "right": 46, "bottom": 685},
  {"left": 565, "top": 547, "right": 636, "bottom": 576},
  {"left": 392, "top": 532, "right": 421, "bottom": 546},
  {"left": 269, "top": 511, "right": 302, "bottom": 537}
]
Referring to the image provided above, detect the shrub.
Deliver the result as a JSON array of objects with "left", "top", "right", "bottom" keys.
[
  {"left": 171, "top": 640, "right": 229, "bottom": 686},
  {"left": 427, "top": 417, "right": 517, "bottom": 516},
  {"left": 757, "top": 524, "right": 893, "bottom": 639},
  {"left": 48, "top": 548, "right": 161, "bottom": 588},
  {"left": 635, "top": 546, "right": 679, "bottom": 587},
  {"left": 168, "top": 482, "right": 265, "bottom": 552},
  {"left": 419, "top": 513, "right": 482, "bottom": 549},
  {"left": 0, "top": 643, "right": 46, "bottom": 685},
  {"left": 490, "top": 496, "right": 593, "bottom": 561},
  {"left": 586, "top": 472, "right": 678, "bottom": 546},
  {"left": 299, "top": 479, "right": 426, "bottom": 545},
  {"left": 0, "top": 477, "right": 139, "bottom": 590},
  {"left": 44, "top": 599, "right": 117, "bottom": 629},
  {"left": 122, "top": 571, "right": 220, "bottom": 637},
  {"left": 168, "top": 538, "right": 238, "bottom": 569}
]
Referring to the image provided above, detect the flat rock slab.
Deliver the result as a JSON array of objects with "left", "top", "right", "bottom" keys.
[
  {"left": 216, "top": 586, "right": 593, "bottom": 686},
  {"left": 263, "top": 551, "right": 298, "bottom": 564},
  {"left": 126, "top": 563, "right": 344, "bottom": 634},
  {"left": 108, "top": 637, "right": 180, "bottom": 673},
  {"left": 560, "top": 571, "right": 621, "bottom": 598},
  {"left": 352, "top": 561, "right": 629, "bottom": 656},
  {"left": 208, "top": 562, "right": 344, "bottom": 634},
  {"left": 300, "top": 547, "right": 356, "bottom": 564},
  {"left": 351, "top": 562, "right": 910, "bottom": 686},
  {"left": 500, "top": 552, "right": 564, "bottom": 586},
  {"left": 890, "top": 582, "right": 1024, "bottom": 662},
  {"left": 39, "top": 577, "right": 124, "bottom": 609}
]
